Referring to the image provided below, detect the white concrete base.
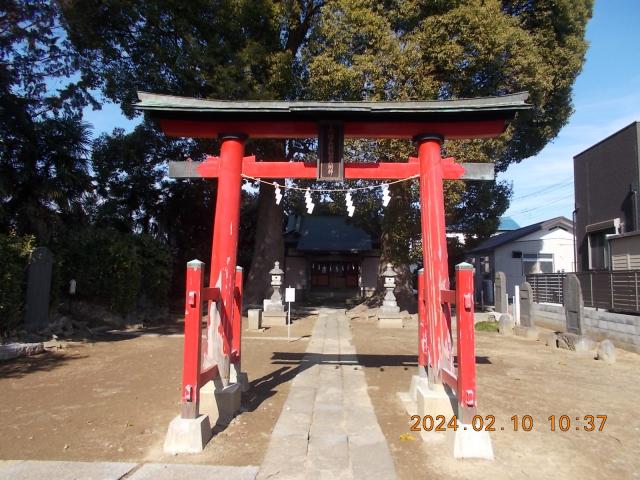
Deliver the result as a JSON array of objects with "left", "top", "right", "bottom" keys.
[
  {"left": 409, "top": 375, "right": 429, "bottom": 402},
  {"left": 233, "top": 371, "right": 250, "bottom": 393},
  {"left": 215, "top": 383, "right": 242, "bottom": 425},
  {"left": 163, "top": 415, "right": 212, "bottom": 454},
  {"left": 452, "top": 425, "right": 494, "bottom": 460},
  {"left": 199, "top": 381, "right": 242, "bottom": 426},
  {"left": 416, "top": 383, "right": 456, "bottom": 443},
  {"left": 261, "top": 312, "right": 287, "bottom": 327},
  {"left": 378, "top": 316, "right": 403, "bottom": 328}
]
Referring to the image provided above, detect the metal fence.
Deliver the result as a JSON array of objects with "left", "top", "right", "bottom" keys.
[
  {"left": 525, "top": 273, "right": 565, "bottom": 304},
  {"left": 525, "top": 271, "right": 640, "bottom": 314}
]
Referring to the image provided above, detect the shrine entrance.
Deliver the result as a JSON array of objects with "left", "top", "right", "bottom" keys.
[{"left": 135, "top": 91, "right": 530, "bottom": 456}]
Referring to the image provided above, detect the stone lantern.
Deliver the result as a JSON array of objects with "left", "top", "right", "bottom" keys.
[
  {"left": 269, "top": 261, "right": 284, "bottom": 303},
  {"left": 378, "top": 263, "right": 402, "bottom": 328},
  {"left": 263, "top": 261, "right": 287, "bottom": 326}
]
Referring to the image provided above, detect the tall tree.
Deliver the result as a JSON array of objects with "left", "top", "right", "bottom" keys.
[
  {"left": 1, "top": 0, "right": 96, "bottom": 240},
  {"left": 61, "top": 0, "right": 592, "bottom": 302}
]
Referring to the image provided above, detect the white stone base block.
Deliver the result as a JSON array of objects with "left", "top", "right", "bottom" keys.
[
  {"left": 262, "top": 312, "right": 287, "bottom": 327},
  {"left": 163, "top": 415, "right": 212, "bottom": 454},
  {"left": 199, "top": 381, "right": 242, "bottom": 426},
  {"left": 416, "top": 383, "right": 456, "bottom": 443},
  {"left": 408, "top": 375, "right": 429, "bottom": 402},
  {"left": 378, "top": 316, "right": 403, "bottom": 328},
  {"left": 214, "top": 383, "right": 242, "bottom": 425},
  {"left": 233, "top": 371, "right": 250, "bottom": 393},
  {"left": 452, "top": 425, "right": 494, "bottom": 460}
]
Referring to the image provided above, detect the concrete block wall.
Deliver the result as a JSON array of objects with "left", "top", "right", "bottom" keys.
[{"left": 531, "top": 303, "right": 640, "bottom": 353}]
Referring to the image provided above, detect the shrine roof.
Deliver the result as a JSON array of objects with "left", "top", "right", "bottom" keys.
[
  {"left": 136, "top": 91, "right": 528, "bottom": 116},
  {"left": 134, "top": 91, "right": 530, "bottom": 139}
]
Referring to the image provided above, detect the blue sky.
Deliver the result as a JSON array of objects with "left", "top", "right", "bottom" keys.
[
  {"left": 500, "top": 0, "right": 640, "bottom": 227},
  {"left": 83, "top": 1, "right": 640, "bottom": 228}
]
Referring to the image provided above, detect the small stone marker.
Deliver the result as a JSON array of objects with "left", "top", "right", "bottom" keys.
[
  {"left": 563, "top": 273, "right": 583, "bottom": 335},
  {"left": 519, "top": 282, "right": 533, "bottom": 327},
  {"left": 24, "top": 246, "right": 54, "bottom": 330},
  {"left": 597, "top": 340, "right": 616, "bottom": 364},
  {"left": 494, "top": 271, "right": 507, "bottom": 314},
  {"left": 498, "top": 313, "right": 514, "bottom": 335},
  {"left": 247, "top": 309, "right": 261, "bottom": 330}
]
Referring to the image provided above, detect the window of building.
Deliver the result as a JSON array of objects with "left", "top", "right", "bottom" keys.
[{"left": 522, "top": 253, "right": 554, "bottom": 274}]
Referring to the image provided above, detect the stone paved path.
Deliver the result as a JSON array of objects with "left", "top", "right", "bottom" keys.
[
  {"left": 258, "top": 309, "right": 397, "bottom": 480},
  {"left": 0, "top": 460, "right": 259, "bottom": 480}
]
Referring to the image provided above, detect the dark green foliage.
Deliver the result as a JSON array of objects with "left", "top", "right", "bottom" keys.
[
  {"left": 0, "top": 1, "right": 95, "bottom": 241},
  {"left": 55, "top": 227, "right": 171, "bottom": 314},
  {"left": 0, "top": 233, "right": 35, "bottom": 334}
]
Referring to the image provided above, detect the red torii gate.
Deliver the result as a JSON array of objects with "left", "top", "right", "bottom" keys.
[{"left": 135, "top": 92, "right": 529, "bottom": 449}]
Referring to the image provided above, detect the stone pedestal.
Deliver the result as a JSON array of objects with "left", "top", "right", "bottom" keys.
[
  {"left": 378, "top": 300, "right": 402, "bottom": 330},
  {"left": 452, "top": 426, "right": 494, "bottom": 460},
  {"left": 416, "top": 383, "right": 456, "bottom": 443},
  {"left": 199, "top": 381, "right": 242, "bottom": 427},
  {"left": 163, "top": 415, "right": 212, "bottom": 454},
  {"left": 247, "top": 309, "right": 262, "bottom": 330},
  {"left": 262, "top": 302, "right": 287, "bottom": 327}
]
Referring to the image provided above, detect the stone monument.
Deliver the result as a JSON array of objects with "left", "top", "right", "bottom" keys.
[
  {"left": 378, "top": 263, "right": 403, "bottom": 328},
  {"left": 262, "top": 261, "right": 287, "bottom": 327},
  {"left": 514, "top": 281, "right": 538, "bottom": 339},
  {"left": 24, "top": 247, "right": 54, "bottom": 330},
  {"left": 563, "top": 273, "right": 583, "bottom": 335},
  {"left": 494, "top": 271, "right": 507, "bottom": 314}
]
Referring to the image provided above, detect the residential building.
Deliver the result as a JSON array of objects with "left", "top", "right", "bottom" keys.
[
  {"left": 574, "top": 121, "right": 640, "bottom": 271},
  {"left": 467, "top": 216, "right": 575, "bottom": 303}
]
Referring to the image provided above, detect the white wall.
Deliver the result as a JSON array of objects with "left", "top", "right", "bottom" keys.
[{"left": 494, "top": 227, "right": 575, "bottom": 296}]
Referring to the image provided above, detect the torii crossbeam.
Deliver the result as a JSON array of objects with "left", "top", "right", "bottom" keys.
[{"left": 135, "top": 91, "right": 530, "bottom": 454}]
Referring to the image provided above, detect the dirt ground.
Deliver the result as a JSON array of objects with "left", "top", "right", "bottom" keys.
[
  {"left": 351, "top": 315, "right": 640, "bottom": 480},
  {"left": 0, "top": 311, "right": 316, "bottom": 466},
  {"left": 1, "top": 306, "right": 639, "bottom": 479}
]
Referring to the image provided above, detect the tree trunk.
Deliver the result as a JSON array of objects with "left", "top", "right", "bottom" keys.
[
  {"left": 378, "top": 182, "right": 418, "bottom": 313},
  {"left": 243, "top": 182, "right": 284, "bottom": 306}
]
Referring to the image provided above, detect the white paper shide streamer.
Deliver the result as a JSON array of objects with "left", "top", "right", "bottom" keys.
[
  {"left": 345, "top": 191, "right": 355, "bottom": 217},
  {"left": 381, "top": 184, "right": 391, "bottom": 207},
  {"left": 305, "top": 188, "right": 315, "bottom": 214},
  {"left": 274, "top": 182, "right": 282, "bottom": 205}
]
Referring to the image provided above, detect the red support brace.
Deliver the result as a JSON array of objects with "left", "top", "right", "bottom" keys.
[
  {"left": 455, "top": 263, "right": 477, "bottom": 423},
  {"left": 417, "top": 269, "right": 427, "bottom": 369},
  {"left": 232, "top": 266, "right": 243, "bottom": 365},
  {"left": 181, "top": 260, "right": 205, "bottom": 419}
]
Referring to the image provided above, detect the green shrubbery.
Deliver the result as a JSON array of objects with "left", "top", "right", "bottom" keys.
[
  {"left": 56, "top": 227, "right": 171, "bottom": 315},
  {"left": 0, "top": 233, "right": 35, "bottom": 334}
]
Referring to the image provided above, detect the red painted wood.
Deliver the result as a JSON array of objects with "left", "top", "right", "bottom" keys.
[
  {"left": 455, "top": 265, "right": 477, "bottom": 411},
  {"left": 440, "top": 368, "right": 458, "bottom": 392},
  {"left": 195, "top": 155, "right": 467, "bottom": 181},
  {"left": 181, "top": 262, "right": 204, "bottom": 417},
  {"left": 418, "top": 270, "right": 427, "bottom": 367},
  {"left": 208, "top": 138, "right": 244, "bottom": 384},
  {"left": 417, "top": 137, "right": 454, "bottom": 383},
  {"left": 232, "top": 267, "right": 243, "bottom": 364},
  {"left": 441, "top": 289, "right": 456, "bottom": 304},
  {"left": 201, "top": 287, "right": 220, "bottom": 302},
  {"left": 199, "top": 365, "right": 220, "bottom": 386},
  {"left": 242, "top": 156, "right": 317, "bottom": 178},
  {"left": 159, "top": 118, "right": 507, "bottom": 140}
]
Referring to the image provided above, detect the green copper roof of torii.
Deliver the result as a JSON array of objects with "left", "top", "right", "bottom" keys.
[{"left": 134, "top": 91, "right": 530, "bottom": 115}]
